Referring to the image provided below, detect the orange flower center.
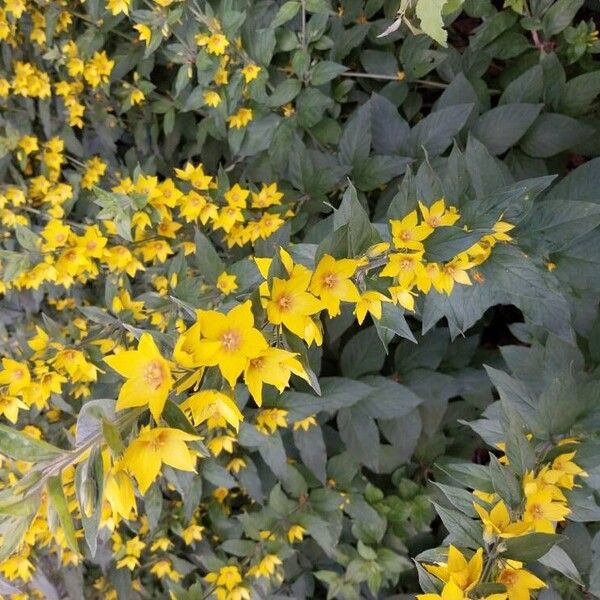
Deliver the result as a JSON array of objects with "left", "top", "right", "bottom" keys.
[
  {"left": 529, "top": 503, "right": 544, "bottom": 518},
  {"left": 220, "top": 330, "right": 241, "bottom": 351},
  {"left": 322, "top": 272, "right": 338, "bottom": 289},
  {"left": 400, "top": 230, "right": 411, "bottom": 241},
  {"left": 499, "top": 570, "right": 518, "bottom": 587},
  {"left": 144, "top": 360, "right": 165, "bottom": 389},
  {"left": 276, "top": 293, "right": 292, "bottom": 311},
  {"left": 249, "top": 357, "right": 264, "bottom": 370}
]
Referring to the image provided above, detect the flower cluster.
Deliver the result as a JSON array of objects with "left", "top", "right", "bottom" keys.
[
  {"left": 0, "top": 131, "right": 292, "bottom": 293},
  {"left": 417, "top": 440, "right": 587, "bottom": 600}
]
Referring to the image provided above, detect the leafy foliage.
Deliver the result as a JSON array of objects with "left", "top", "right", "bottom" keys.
[{"left": 0, "top": 0, "right": 599, "bottom": 598}]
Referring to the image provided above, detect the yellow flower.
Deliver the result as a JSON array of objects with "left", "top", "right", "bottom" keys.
[
  {"left": 130, "top": 88, "right": 145, "bottom": 105},
  {"left": 381, "top": 252, "right": 426, "bottom": 288},
  {"left": 282, "top": 103, "right": 295, "bottom": 117},
  {"left": 105, "top": 466, "right": 137, "bottom": 519},
  {"left": 523, "top": 487, "right": 570, "bottom": 532},
  {"left": 496, "top": 565, "right": 545, "bottom": 600},
  {"left": 196, "top": 32, "right": 229, "bottom": 55},
  {"left": 241, "top": 63, "right": 261, "bottom": 83},
  {"left": 224, "top": 184, "right": 249, "bottom": 208},
  {"left": 255, "top": 408, "right": 288, "bottom": 435},
  {"left": 181, "top": 389, "right": 243, "bottom": 431},
  {"left": 244, "top": 347, "right": 308, "bottom": 406},
  {"left": 0, "top": 79, "right": 11, "bottom": 97},
  {"left": 293, "top": 415, "right": 317, "bottom": 431},
  {"left": 354, "top": 290, "right": 391, "bottom": 324},
  {"left": 205, "top": 565, "right": 242, "bottom": 590},
  {"left": 309, "top": 254, "right": 360, "bottom": 317},
  {"left": 287, "top": 524, "right": 306, "bottom": 543},
  {"left": 81, "top": 157, "right": 107, "bottom": 190},
  {"left": 5, "top": 0, "right": 26, "bottom": 18},
  {"left": 104, "top": 333, "right": 173, "bottom": 420},
  {"left": 383, "top": 285, "right": 413, "bottom": 313},
  {"left": 432, "top": 256, "right": 473, "bottom": 295},
  {"left": 203, "top": 90, "right": 221, "bottom": 107},
  {"left": 251, "top": 183, "right": 283, "bottom": 208},
  {"left": 207, "top": 434, "right": 236, "bottom": 456},
  {"left": 174, "top": 162, "right": 213, "bottom": 190},
  {"left": 419, "top": 199, "right": 460, "bottom": 228},
  {"left": 472, "top": 500, "right": 529, "bottom": 542},
  {"left": 423, "top": 546, "right": 483, "bottom": 592},
  {"left": 0, "top": 359, "right": 31, "bottom": 395},
  {"left": 150, "top": 560, "right": 181, "bottom": 582},
  {"left": 227, "top": 107, "right": 253, "bottom": 129},
  {"left": 247, "top": 554, "right": 282, "bottom": 579},
  {"left": 18, "top": 135, "right": 38, "bottom": 156},
  {"left": 216, "top": 272, "right": 238, "bottom": 295},
  {"left": 192, "top": 301, "right": 269, "bottom": 387},
  {"left": 134, "top": 23, "right": 152, "bottom": 46},
  {"left": 0, "top": 394, "right": 28, "bottom": 423},
  {"left": 265, "top": 268, "right": 323, "bottom": 340},
  {"left": 181, "top": 523, "right": 204, "bottom": 545},
  {"left": 41, "top": 219, "right": 70, "bottom": 251},
  {"left": 417, "top": 581, "right": 468, "bottom": 600},
  {"left": 227, "top": 457, "right": 247, "bottom": 473},
  {"left": 122, "top": 426, "right": 199, "bottom": 493},
  {"left": 106, "top": 0, "right": 130, "bottom": 15},
  {"left": 390, "top": 210, "right": 432, "bottom": 250},
  {"left": 84, "top": 51, "right": 115, "bottom": 87},
  {"left": 116, "top": 555, "right": 139, "bottom": 570},
  {"left": 541, "top": 451, "right": 587, "bottom": 490}
]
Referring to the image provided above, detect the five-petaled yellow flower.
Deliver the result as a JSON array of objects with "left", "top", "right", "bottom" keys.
[
  {"left": 193, "top": 301, "right": 268, "bottom": 387},
  {"left": 122, "top": 426, "right": 199, "bottom": 493},
  {"left": 309, "top": 254, "right": 360, "bottom": 317},
  {"left": 104, "top": 333, "right": 173, "bottom": 420}
]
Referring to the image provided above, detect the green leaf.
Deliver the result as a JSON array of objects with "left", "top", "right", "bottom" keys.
[
  {"left": 416, "top": 0, "right": 448, "bottom": 46},
  {"left": 0, "top": 517, "right": 32, "bottom": 562},
  {"left": 538, "top": 544, "right": 583, "bottom": 585},
  {"left": 193, "top": 229, "right": 224, "bottom": 285},
  {"left": 520, "top": 113, "right": 594, "bottom": 158},
  {"left": 502, "top": 533, "right": 561, "bottom": 562},
  {"left": 542, "top": 0, "right": 584, "bottom": 36},
  {"left": 425, "top": 227, "right": 489, "bottom": 262},
  {"left": 433, "top": 503, "right": 484, "bottom": 548},
  {"left": 431, "top": 482, "right": 478, "bottom": 517},
  {"left": 488, "top": 454, "right": 522, "bottom": 509},
  {"left": 337, "top": 405, "right": 379, "bottom": 471},
  {"left": 559, "top": 71, "right": 600, "bottom": 116},
  {"left": 410, "top": 104, "right": 473, "bottom": 157},
  {"left": 14, "top": 224, "right": 41, "bottom": 252},
  {"left": 333, "top": 181, "right": 379, "bottom": 256},
  {"left": 76, "top": 451, "right": 104, "bottom": 556},
  {"left": 422, "top": 245, "right": 573, "bottom": 343},
  {"left": 293, "top": 423, "right": 327, "bottom": 483},
  {"left": 340, "top": 327, "right": 386, "bottom": 379},
  {"left": 47, "top": 475, "right": 79, "bottom": 554},
  {"left": 272, "top": 1, "right": 300, "bottom": 27},
  {"left": 472, "top": 104, "right": 542, "bottom": 156},
  {"left": 267, "top": 79, "right": 302, "bottom": 108},
  {"left": 499, "top": 66, "right": 544, "bottom": 105},
  {"left": 374, "top": 302, "right": 417, "bottom": 346},
  {"left": 339, "top": 104, "right": 371, "bottom": 166},
  {"left": 0, "top": 424, "right": 63, "bottom": 462},
  {"left": 436, "top": 461, "right": 494, "bottom": 493},
  {"left": 311, "top": 61, "right": 348, "bottom": 86},
  {"left": 536, "top": 376, "right": 581, "bottom": 438}
]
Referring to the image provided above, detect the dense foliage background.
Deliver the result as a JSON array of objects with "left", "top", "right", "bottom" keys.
[{"left": 0, "top": 0, "right": 600, "bottom": 598}]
